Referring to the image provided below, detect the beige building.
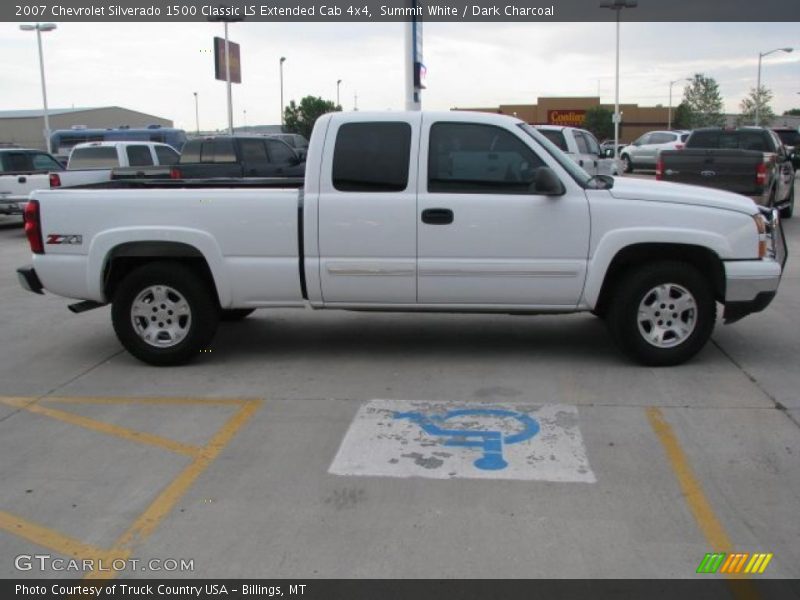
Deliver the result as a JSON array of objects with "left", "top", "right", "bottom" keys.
[
  {"left": 0, "top": 106, "right": 173, "bottom": 151},
  {"left": 454, "top": 97, "right": 672, "bottom": 143}
]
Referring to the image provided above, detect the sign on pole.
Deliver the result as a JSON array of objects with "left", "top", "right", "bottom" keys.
[{"left": 214, "top": 36, "right": 242, "bottom": 83}]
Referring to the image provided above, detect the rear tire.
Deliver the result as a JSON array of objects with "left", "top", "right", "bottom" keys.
[
  {"left": 111, "top": 261, "right": 219, "bottom": 366},
  {"left": 607, "top": 261, "right": 716, "bottom": 366},
  {"left": 221, "top": 308, "right": 255, "bottom": 321}
]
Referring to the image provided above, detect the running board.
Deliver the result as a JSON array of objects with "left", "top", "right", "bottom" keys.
[{"left": 68, "top": 301, "right": 106, "bottom": 314}]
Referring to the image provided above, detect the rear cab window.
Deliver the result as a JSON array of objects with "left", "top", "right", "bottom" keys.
[
  {"left": 332, "top": 122, "right": 412, "bottom": 191},
  {"left": 0, "top": 152, "right": 32, "bottom": 173},
  {"left": 68, "top": 147, "right": 120, "bottom": 170},
  {"left": 154, "top": 145, "right": 179, "bottom": 165}
]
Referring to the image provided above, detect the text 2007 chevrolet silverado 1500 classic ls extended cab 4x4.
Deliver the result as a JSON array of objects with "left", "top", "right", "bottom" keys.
[{"left": 17, "top": 111, "right": 787, "bottom": 366}]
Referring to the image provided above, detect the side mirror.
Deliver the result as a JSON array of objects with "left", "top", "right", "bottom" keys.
[{"left": 530, "top": 167, "right": 565, "bottom": 196}]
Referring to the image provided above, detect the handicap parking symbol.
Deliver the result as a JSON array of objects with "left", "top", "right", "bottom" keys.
[
  {"left": 394, "top": 408, "right": 540, "bottom": 471},
  {"left": 329, "top": 400, "right": 596, "bottom": 482}
]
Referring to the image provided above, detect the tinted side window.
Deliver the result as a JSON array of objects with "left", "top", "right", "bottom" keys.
[
  {"left": 266, "top": 140, "right": 295, "bottom": 164},
  {"left": 538, "top": 130, "right": 568, "bottom": 151},
  {"left": 68, "top": 147, "right": 119, "bottom": 169},
  {"left": 126, "top": 145, "right": 154, "bottom": 167},
  {"left": 239, "top": 139, "right": 268, "bottom": 163},
  {"left": 332, "top": 122, "right": 411, "bottom": 192},
  {"left": 154, "top": 145, "right": 179, "bottom": 165},
  {"left": 1, "top": 153, "right": 31, "bottom": 172},
  {"left": 213, "top": 140, "right": 236, "bottom": 163},
  {"left": 31, "top": 153, "right": 63, "bottom": 171},
  {"left": 428, "top": 123, "right": 545, "bottom": 194}
]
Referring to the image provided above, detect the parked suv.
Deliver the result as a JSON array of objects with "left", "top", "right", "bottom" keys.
[{"left": 620, "top": 130, "right": 690, "bottom": 173}]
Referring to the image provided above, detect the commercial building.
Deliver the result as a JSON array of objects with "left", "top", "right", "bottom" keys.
[
  {"left": 0, "top": 106, "right": 173, "bottom": 151},
  {"left": 454, "top": 97, "right": 673, "bottom": 143}
]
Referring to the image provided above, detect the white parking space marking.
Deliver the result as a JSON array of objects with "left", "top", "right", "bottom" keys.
[{"left": 330, "top": 399, "right": 595, "bottom": 482}]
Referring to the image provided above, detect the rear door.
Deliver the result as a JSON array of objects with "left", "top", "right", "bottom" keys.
[
  {"left": 265, "top": 139, "right": 300, "bottom": 176},
  {"left": 239, "top": 139, "right": 272, "bottom": 176},
  {"left": 317, "top": 115, "right": 421, "bottom": 304},
  {"left": 417, "top": 117, "right": 590, "bottom": 306}
]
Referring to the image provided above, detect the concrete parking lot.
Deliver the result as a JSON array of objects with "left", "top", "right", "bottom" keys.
[{"left": 0, "top": 179, "right": 798, "bottom": 580}]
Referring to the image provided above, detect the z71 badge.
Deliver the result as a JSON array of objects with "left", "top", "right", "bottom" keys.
[{"left": 46, "top": 234, "right": 83, "bottom": 245}]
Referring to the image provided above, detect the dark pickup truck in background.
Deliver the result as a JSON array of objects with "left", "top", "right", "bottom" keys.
[
  {"left": 170, "top": 136, "right": 306, "bottom": 180},
  {"left": 657, "top": 127, "right": 795, "bottom": 218}
]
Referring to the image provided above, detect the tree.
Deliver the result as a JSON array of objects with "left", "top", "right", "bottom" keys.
[
  {"left": 582, "top": 106, "right": 613, "bottom": 141},
  {"left": 672, "top": 102, "right": 693, "bottom": 130},
  {"left": 737, "top": 86, "right": 775, "bottom": 126},
  {"left": 284, "top": 96, "right": 340, "bottom": 139},
  {"left": 682, "top": 73, "right": 725, "bottom": 128},
  {"left": 783, "top": 108, "right": 800, "bottom": 116}
]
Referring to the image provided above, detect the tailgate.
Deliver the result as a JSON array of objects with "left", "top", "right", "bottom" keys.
[
  {"left": 0, "top": 172, "right": 50, "bottom": 200},
  {"left": 660, "top": 149, "right": 761, "bottom": 195}
]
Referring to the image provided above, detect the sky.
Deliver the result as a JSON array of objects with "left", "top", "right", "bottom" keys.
[{"left": 1, "top": 21, "right": 798, "bottom": 131}]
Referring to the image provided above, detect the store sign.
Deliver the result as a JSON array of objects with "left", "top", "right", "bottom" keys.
[{"left": 548, "top": 110, "right": 586, "bottom": 127}]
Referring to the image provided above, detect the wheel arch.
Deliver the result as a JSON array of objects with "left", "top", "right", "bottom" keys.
[
  {"left": 88, "top": 232, "right": 231, "bottom": 307},
  {"left": 589, "top": 242, "right": 725, "bottom": 317}
]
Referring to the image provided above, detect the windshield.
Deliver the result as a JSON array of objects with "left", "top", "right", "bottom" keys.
[{"left": 518, "top": 124, "right": 592, "bottom": 187}]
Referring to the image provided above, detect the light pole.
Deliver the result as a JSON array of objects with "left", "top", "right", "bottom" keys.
[
  {"left": 599, "top": 0, "right": 637, "bottom": 165},
  {"left": 668, "top": 78, "right": 691, "bottom": 130},
  {"left": 279, "top": 57, "right": 286, "bottom": 127},
  {"left": 337, "top": 79, "right": 342, "bottom": 108},
  {"left": 193, "top": 92, "right": 199, "bottom": 134},
  {"left": 20, "top": 23, "right": 57, "bottom": 152},
  {"left": 243, "top": 109, "right": 247, "bottom": 128},
  {"left": 756, "top": 47, "right": 793, "bottom": 126}
]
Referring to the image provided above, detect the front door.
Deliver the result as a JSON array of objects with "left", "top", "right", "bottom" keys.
[{"left": 417, "top": 117, "right": 590, "bottom": 307}]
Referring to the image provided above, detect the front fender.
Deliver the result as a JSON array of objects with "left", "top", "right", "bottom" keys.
[{"left": 582, "top": 228, "right": 732, "bottom": 308}]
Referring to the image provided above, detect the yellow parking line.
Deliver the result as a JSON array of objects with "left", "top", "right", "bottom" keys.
[
  {"left": 0, "top": 510, "right": 127, "bottom": 563},
  {"left": 85, "top": 399, "right": 262, "bottom": 580},
  {"left": 647, "top": 407, "right": 761, "bottom": 600},
  {"left": 41, "top": 396, "right": 255, "bottom": 406},
  {"left": 0, "top": 397, "right": 201, "bottom": 458}
]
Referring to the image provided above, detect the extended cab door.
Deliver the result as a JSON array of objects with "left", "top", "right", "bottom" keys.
[
  {"left": 316, "top": 114, "right": 421, "bottom": 304},
  {"left": 417, "top": 117, "right": 590, "bottom": 306}
]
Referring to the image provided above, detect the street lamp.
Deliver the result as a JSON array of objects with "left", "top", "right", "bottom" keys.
[
  {"left": 208, "top": 10, "right": 243, "bottom": 135},
  {"left": 668, "top": 78, "right": 691, "bottom": 130},
  {"left": 20, "top": 23, "right": 57, "bottom": 152},
  {"left": 193, "top": 92, "right": 199, "bottom": 135},
  {"left": 337, "top": 79, "right": 342, "bottom": 108},
  {"left": 599, "top": 0, "right": 637, "bottom": 165},
  {"left": 279, "top": 57, "right": 286, "bottom": 127},
  {"left": 756, "top": 47, "right": 793, "bottom": 126}
]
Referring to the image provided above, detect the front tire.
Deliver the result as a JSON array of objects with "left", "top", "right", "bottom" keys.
[
  {"left": 111, "top": 261, "right": 219, "bottom": 366},
  {"left": 780, "top": 180, "right": 794, "bottom": 218},
  {"left": 621, "top": 154, "right": 633, "bottom": 173},
  {"left": 607, "top": 261, "right": 716, "bottom": 366}
]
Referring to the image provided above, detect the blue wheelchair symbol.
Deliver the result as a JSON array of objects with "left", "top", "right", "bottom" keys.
[{"left": 393, "top": 408, "right": 540, "bottom": 471}]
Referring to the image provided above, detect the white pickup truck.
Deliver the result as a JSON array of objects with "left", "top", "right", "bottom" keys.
[
  {"left": 535, "top": 125, "right": 619, "bottom": 176},
  {"left": 51, "top": 141, "right": 180, "bottom": 188},
  {"left": 0, "top": 148, "right": 63, "bottom": 216},
  {"left": 18, "top": 111, "right": 786, "bottom": 366}
]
